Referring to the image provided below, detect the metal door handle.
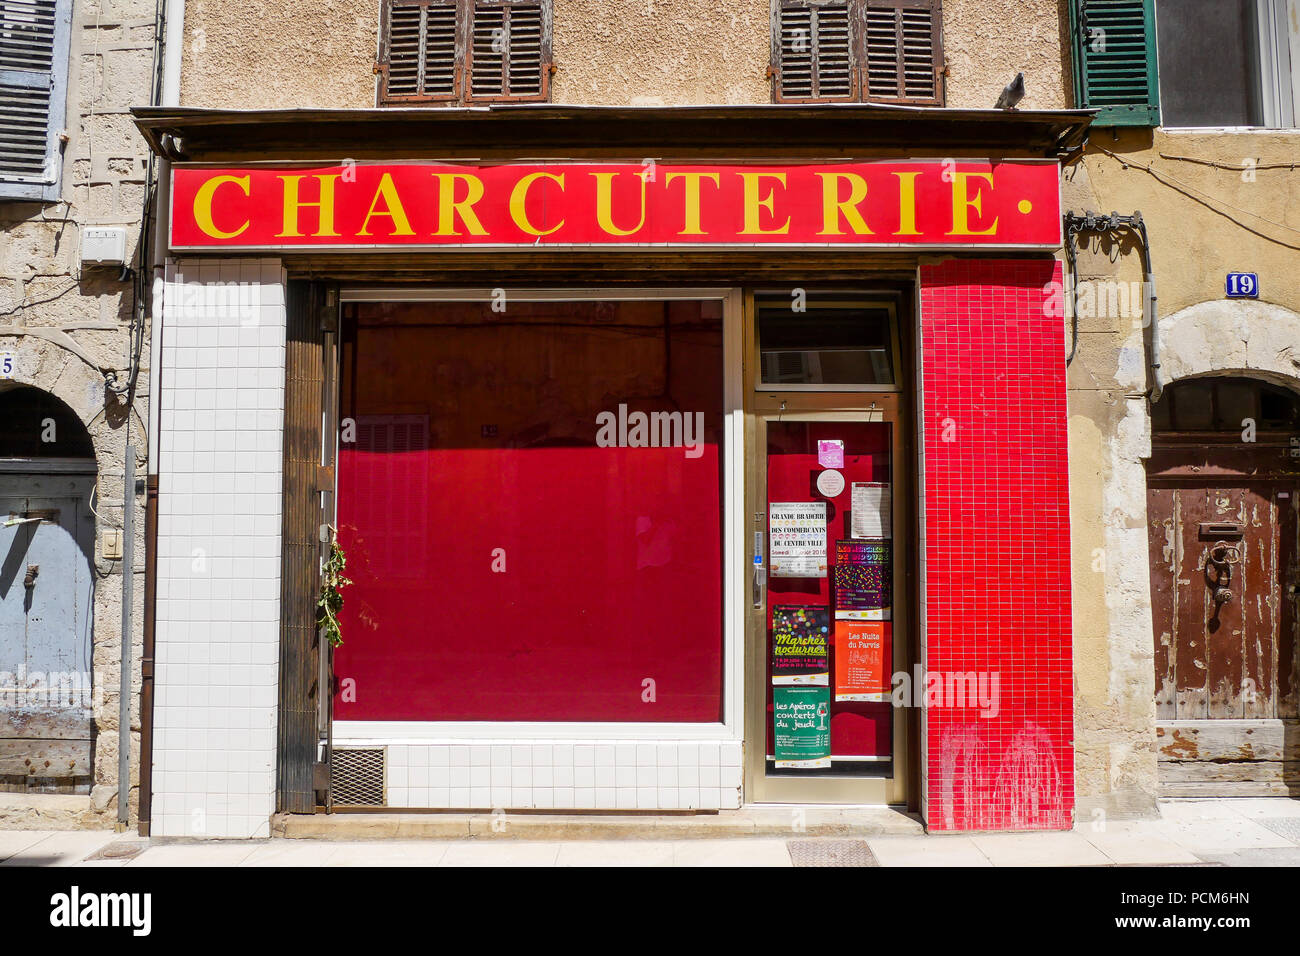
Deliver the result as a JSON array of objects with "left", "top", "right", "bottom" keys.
[{"left": 752, "top": 562, "right": 765, "bottom": 609}]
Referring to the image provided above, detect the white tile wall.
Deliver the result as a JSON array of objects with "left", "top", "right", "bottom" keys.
[
  {"left": 351, "top": 739, "right": 744, "bottom": 811},
  {"left": 152, "top": 257, "right": 286, "bottom": 839},
  {"left": 151, "top": 262, "right": 743, "bottom": 828}
]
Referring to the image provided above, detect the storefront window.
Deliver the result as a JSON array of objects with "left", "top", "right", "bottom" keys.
[{"left": 336, "top": 297, "right": 726, "bottom": 723}]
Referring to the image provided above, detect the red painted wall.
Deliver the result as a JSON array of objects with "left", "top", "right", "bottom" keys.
[{"left": 919, "top": 259, "right": 1073, "bottom": 830}]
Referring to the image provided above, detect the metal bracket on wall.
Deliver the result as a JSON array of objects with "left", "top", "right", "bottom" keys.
[
  {"left": 315, "top": 465, "right": 335, "bottom": 494},
  {"left": 319, "top": 287, "right": 339, "bottom": 332}
]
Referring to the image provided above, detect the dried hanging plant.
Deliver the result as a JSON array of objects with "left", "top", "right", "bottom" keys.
[{"left": 317, "top": 527, "right": 352, "bottom": 648}]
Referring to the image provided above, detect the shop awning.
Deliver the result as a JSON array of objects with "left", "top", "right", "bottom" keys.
[{"left": 131, "top": 103, "right": 1093, "bottom": 163}]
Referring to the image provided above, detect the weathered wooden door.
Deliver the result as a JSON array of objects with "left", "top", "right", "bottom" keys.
[
  {"left": 0, "top": 470, "right": 96, "bottom": 791},
  {"left": 1149, "top": 482, "right": 1297, "bottom": 720},
  {"left": 1146, "top": 377, "right": 1300, "bottom": 794}
]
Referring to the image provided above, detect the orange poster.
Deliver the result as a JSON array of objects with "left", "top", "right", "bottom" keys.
[{"left": 834, "top": 620, "right": 890, "bottom": 702}]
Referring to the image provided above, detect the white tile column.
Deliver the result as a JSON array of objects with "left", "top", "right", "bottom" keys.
[{"left": 152, "top": 257, "right": 286, "bottom": 838}]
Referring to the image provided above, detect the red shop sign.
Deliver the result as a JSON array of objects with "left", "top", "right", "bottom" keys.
[{"left": 169, "top": 160, "right": 1062, "bottom": 252}]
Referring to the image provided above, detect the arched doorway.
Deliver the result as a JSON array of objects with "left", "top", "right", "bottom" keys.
[
  {"left": 0, "top": 385, "right": 97, "bottom": 794},
  {"left": 1147, "top": 375, "right": 1300, "bottom": 796}
]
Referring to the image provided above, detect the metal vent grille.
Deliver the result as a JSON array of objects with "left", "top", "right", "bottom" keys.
[{"left": 330, "top": 748, "right": 386, "bottom": 807}]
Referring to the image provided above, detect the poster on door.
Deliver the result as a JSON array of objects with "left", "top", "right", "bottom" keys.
[
  {"left": 769, "top": 502, "right": 828, "bottom": 577},
  {"left": 834, "top": 620, "right": 891, "bottom": 701},
  {"left": 771, "top": 605, "right": 830, "bottom": 685},
  {"left": 833, "top": 539, "right": 891, "bottom": 618},
  {"left": 773, "top": 686, "right": 832, "bottom": 768},
  {"left": 851, "top": 482, "right": 891, "bottom": 538}
]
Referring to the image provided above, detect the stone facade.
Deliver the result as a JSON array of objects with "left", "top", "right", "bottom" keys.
[{"left": 0, "top": 0, "right": 157, "bottom": 828}]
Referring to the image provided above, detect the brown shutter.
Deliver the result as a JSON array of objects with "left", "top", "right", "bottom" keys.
[
  {"left": 468, "top": 0, "right": 551, "bottom": 102},
  {"left": 862, "top": 0, "right": 943, "bottom": 105},
  {"left": 378, "top": 0, "right": 460, "bottom": 104},
  {"left": 772, "top": 0, "right": 855, "bottom": 102}
]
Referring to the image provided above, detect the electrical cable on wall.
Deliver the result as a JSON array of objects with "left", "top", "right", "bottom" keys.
[{"left": 1089, "top": 144, "right": 1300, "bottom": 250}]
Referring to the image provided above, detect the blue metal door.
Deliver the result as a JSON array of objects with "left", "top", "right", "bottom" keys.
[{"left": 0, "top": 470, "right": 95, "bottom": 790}]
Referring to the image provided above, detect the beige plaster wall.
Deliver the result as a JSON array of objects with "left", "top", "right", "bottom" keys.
[
  {"left": 178, "top": 0, "right": 1070, "bottom": 110},
  {"left": 179, "top": 0, "right": 380, "bottom": 109},
  {"left": 941, "top": 0, "right": 1072, "bottom": 111},
  {"left": 1084, "top": 130, "right": 1300, "bottom": 316},
  {"left": 550, "top": 0, "right": 769, "bottom": 105}
]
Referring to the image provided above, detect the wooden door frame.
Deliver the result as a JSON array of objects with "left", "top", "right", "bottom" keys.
[{"left": 741, "top": 287, "right": 916, "bottom": 808}]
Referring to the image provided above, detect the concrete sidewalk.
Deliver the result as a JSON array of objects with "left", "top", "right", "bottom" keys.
[{"left": 3, "top": 798, "right": 1300, "bottom": 867}]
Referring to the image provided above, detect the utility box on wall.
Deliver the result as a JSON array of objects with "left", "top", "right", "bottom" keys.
[{"left": 80, "top": 227, "right": 128, "bottom": 267}]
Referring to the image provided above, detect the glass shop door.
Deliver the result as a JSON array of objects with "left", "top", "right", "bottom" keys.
[{"left": 743, "top": 292, "right": 908, "bottom": 806}]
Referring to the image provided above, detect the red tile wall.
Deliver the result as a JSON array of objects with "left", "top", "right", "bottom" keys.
[{"left": 918, "top": 258, "right": 1073, "bottom": 831}]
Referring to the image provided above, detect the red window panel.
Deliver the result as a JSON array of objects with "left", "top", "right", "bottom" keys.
[{"left": 335, "top": 299, "right": 725, "bottom": 723}]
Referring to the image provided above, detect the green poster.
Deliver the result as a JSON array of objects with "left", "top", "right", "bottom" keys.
[{"left": 773, "top": 686, "right": 832, "bottom": 769}]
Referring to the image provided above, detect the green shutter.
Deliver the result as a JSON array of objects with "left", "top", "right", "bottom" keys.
[{"left": 1069, "top": 0, "right": 1160, "bottom": 127}]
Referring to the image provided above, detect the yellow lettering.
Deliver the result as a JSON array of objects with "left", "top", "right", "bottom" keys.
[
  {"left": 193, "top": 175, "right": 250, "bottom": 240},
  {"left": 816, "top": 172, "right": 872, "bottom": 236},
  {"left": 432, "top": 173, "right": 488, "bottom": 236},
  {"left": 509, "top": 172, "right": 565, "bottom": 237},
  {"left": 947, "top": 172, "right": 999, "bottom": 236},
  {"left": 664, "top": 172, "right": 720, "bottom": 236},
  {"left": 276, "top": 174, "right": 341, "bottom": 238},
  {"left": 739, "top": 172, "right": 790, "bottom": 235},
  {"left": 357, "top": 173, "right": 415, "bottom": 237},
  {"left": 591, "top": 172, "right": 648, "bottom": 236},
  {"left": 893, "top": 171, "right": 922, "bottom": 236}
]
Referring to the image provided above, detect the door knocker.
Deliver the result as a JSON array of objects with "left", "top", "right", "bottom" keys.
[{"left": 1207, "top": 541, "right": 1241, "bottom": 605}]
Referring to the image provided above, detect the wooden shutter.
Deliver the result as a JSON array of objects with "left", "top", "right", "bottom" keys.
[
  {"left": 861, "top": 0, "right": 943, "bottom": 105},
  {"left": 772, "top": 0, "right": 855, "bottom": 101},
  {"left": 0, "top": 0, "right": 71, "bottom": 199},
  {"left": 378, "top": 0, "right": 460, "bottom": 104},
  {"left": 1069, "top": 0, "right": 1160, "bottom": 126},
  {"left": 468, "top": 0, "right": 550, "bottom": 102}
]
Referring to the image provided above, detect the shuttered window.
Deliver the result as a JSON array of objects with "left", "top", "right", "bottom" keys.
[
  {"left": 862, "top": 0, "right": 942, "bottom": 103},
  {"left": 0, "top": 0, "right": 72, "bottom": 201},
  {"left": 378, "top": 0, "right": 551, "bottom": 105},
  {"left": 771, "top": 0, "right": 944, "bottom": 105},
  {"left": 1068, "top": 0, "right": 1160, "bottom": 126},
  {"left": 774, "top": 1, "right": 855, "bottom": 100}
]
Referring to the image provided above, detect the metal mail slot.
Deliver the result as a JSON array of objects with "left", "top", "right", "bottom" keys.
[{"left": 1199, "top": 522, "right": 1243, "bottom": 538}]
